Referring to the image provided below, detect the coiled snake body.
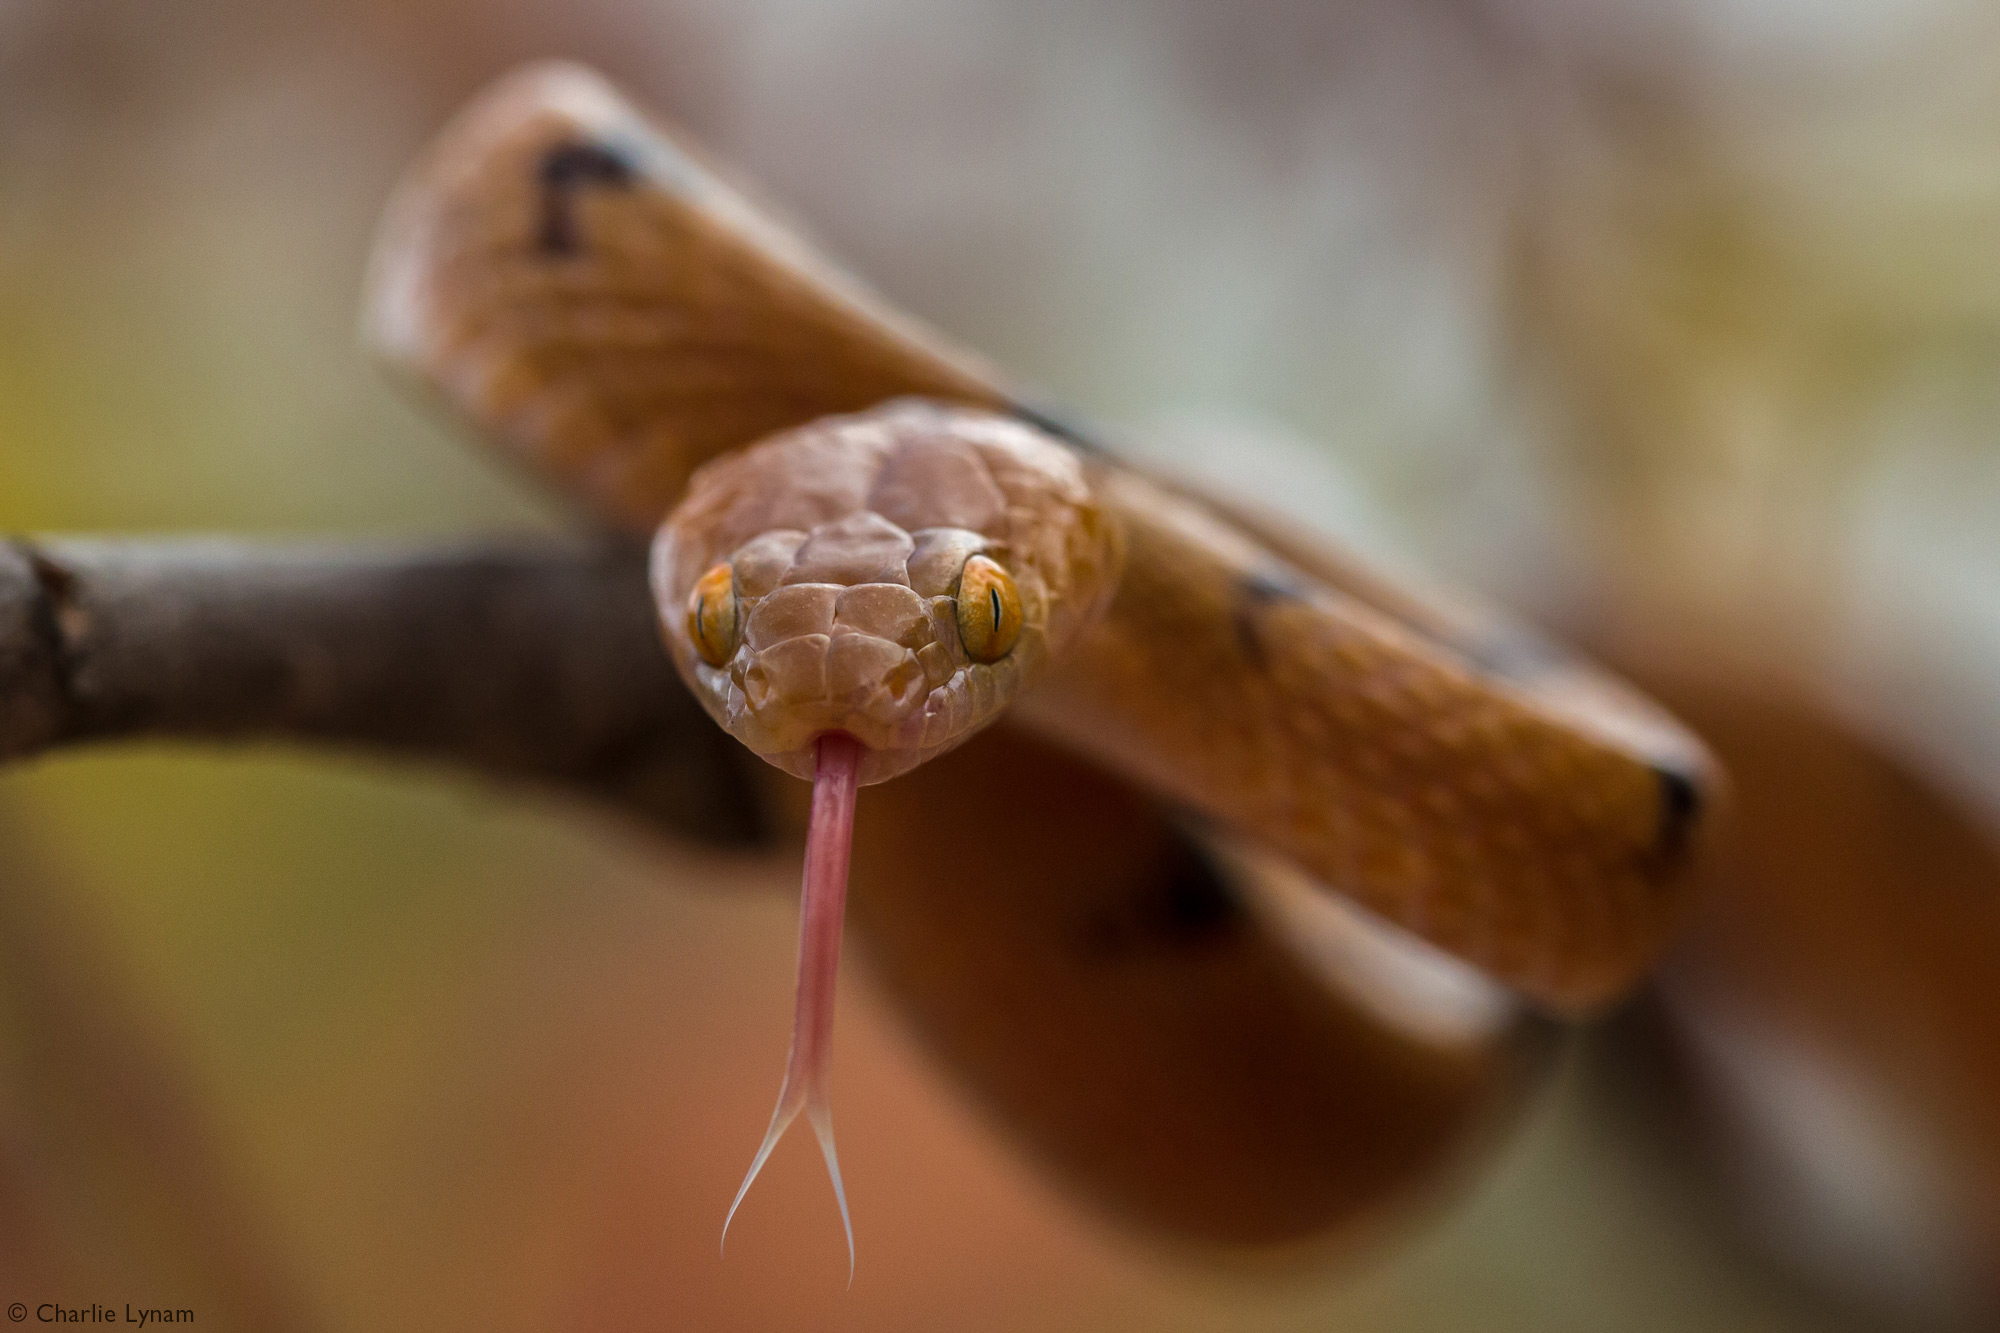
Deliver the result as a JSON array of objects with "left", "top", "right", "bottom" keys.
[{"left": 366, "top": 64, "right": 1719, "bottom": 1271}]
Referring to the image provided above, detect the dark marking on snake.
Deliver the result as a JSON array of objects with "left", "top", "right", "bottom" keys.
[
  {"left": 1649, "top": 765, "right": 1702, "bottom": 868},
  {"left": 1231, "top": 567, "right": 1306, "bottom": 667},
  {"left": 1151, "top": 843, "right": 1245, "bottom": 944},
  {"left": 1080, "top": 832, "right": 1246, "bottom": 958},
  {"left": 536, "top": 141, "right": 638, "bottom": 256},
  {"left": 1009, "top": 399, "right": 1108, "bottom": 456}
]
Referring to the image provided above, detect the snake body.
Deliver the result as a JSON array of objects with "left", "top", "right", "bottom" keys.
[{"left": 366, "top": 63, "right": 1719, "bottom": 1264}]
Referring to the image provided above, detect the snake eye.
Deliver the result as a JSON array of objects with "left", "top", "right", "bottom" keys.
[
  {"left": 687, "top": 563, "right": 740, "bottom": 667},
  {"left": 955, "top": 554, "right": 1022, "bottom": 662}
]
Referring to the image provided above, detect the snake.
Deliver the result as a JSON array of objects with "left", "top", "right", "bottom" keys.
[{"left": 363, "top": 63, "right": 1720, "bottom": 1275}]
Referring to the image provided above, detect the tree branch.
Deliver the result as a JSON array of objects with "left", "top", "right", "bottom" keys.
[{"left": 0, "top": 537, "right": 766, "bottom": 845}]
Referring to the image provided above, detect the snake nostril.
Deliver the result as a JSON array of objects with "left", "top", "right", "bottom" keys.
[
  {"left": 889, "top": 652, "right": 926, "bottom": 703},
  {"left": 742, "top": 662, "right": 775, "bottom": 710},
  {"left": 864, "top": 652, "right": 928, "bottom": 724}
]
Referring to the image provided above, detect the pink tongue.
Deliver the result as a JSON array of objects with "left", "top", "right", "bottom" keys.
[{"left": 721, "top": 731, "right": 863, "bottom": 1282}]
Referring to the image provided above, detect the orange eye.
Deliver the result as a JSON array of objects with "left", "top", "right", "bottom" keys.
[
  {"left": 955, "top": 554, "right": 1022, "bottom": 662},
  {"left": 686, "top": 563, "right": 739, "bottom": 667}
]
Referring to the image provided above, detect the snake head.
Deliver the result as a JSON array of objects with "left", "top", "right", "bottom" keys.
[{"left": 650, "top": 400, "right": 1123, "bottom": 785}]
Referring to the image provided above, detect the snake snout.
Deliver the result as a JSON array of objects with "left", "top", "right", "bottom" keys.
[
  {"left": 737, "top": 624, "right": 931, "bottom": 726},
  {"left": 722, "top": 575, "right": 953, "bottom": 782}
]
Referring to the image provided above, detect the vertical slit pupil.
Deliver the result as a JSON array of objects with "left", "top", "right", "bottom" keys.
[{"left": 989, "top": 586, "right": 1001, "bottom": 629}]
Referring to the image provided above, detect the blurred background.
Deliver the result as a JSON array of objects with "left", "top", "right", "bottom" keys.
[{"left": 2, "top": 0, "right": 1998, "bottom": 1328}]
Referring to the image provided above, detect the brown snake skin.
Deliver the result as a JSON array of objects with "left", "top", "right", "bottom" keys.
[{"left": 365, "top": 63, "right": 1719, "bottom": 1012}]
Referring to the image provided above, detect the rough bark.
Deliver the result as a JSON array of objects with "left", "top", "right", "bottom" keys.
[{"left": 0, "top": 537, "right": 766, "bottom": 845}]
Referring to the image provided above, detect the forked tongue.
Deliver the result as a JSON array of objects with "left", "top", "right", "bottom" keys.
[{"left": 721, "top": 731, "right": 863, "bottom": 1283}]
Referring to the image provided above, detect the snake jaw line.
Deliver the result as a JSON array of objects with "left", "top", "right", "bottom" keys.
[{"left": 721, "top": 730, "right": 862, "bottom": 1284}]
